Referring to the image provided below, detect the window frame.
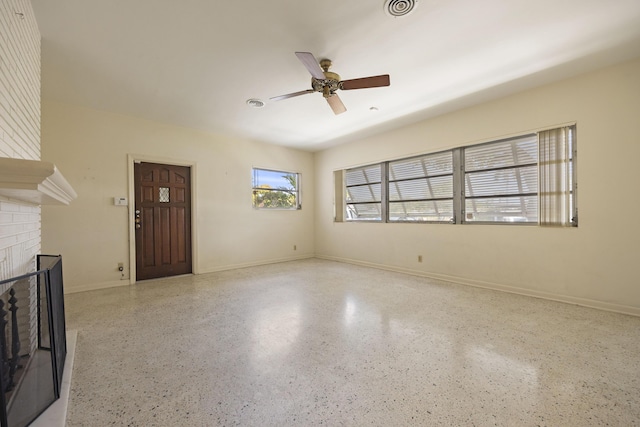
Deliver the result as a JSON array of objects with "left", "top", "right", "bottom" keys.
[
  {"left": 252, "top": 167, "right": 301, "bottom": 210},
  {"left": 570, "top": 126, "right": 578, "bottom": 226}
]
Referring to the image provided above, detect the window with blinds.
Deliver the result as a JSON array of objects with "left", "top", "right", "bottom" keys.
[
  {"left": 345, "top": 164, "right": 383, "bottom": 221},
  {"left": 388, "top": 151, "right": 454, "bottom": 222},
  {"left": 340, "top": 126, "right": 575, "bottom": 226},
  {"left": 464, "top": 135, "right": 538, "bottom": 223}
]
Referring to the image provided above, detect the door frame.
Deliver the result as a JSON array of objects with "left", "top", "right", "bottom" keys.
[{"left": 127, "top": 154, "right": 198, "bottom": 284}]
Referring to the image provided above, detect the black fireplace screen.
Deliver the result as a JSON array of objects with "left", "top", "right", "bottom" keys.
[{"left": 0, "top": 255, "right": 66, "bottom": 427}]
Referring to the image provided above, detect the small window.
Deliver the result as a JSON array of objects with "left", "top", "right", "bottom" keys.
[
  {"left": 159, "top": 187, "right": 170, "bottom": 203},
  {"left": 252, "top": 168, "right": 300, "bottom": 209}
]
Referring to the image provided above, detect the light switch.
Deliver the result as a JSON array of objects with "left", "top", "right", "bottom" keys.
[{"left": 114, "top": 197, "right": 128, "bottom": 206}]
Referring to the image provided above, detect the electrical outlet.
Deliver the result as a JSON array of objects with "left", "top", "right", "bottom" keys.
[
  {"left": 118, "top": 262, "right": 124, "bottom": 272},
  {"left": 418, "top": 255, "right": 423, "bottom": 263}
]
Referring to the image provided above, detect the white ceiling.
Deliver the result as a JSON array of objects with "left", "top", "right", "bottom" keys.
[{"left": 32, "top": 0, "right": 640, "bottom": 151}]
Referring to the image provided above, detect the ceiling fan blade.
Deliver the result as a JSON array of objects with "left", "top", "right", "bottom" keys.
[
  {"left": 326, "top": 94, "right": 346, "bottom": 115},
  {"left": 340, "top": 74, "right": 390, "bottom": 90},
  {"left": 295, "top": 52, "right": 325, "bottom": 80},
  {"left": 270, "top": 89, "right": 315, "bottom": 101}
]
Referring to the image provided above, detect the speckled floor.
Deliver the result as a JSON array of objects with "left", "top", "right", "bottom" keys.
[{"left": 64, "top": 259, "right": 640, "bottom": 426}]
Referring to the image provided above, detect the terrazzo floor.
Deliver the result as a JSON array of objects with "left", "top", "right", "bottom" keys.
[{"left": 64, "top": 259, "right": 640, "bottom": 426}]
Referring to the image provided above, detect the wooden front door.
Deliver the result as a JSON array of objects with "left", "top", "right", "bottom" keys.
[{"left": 134, "top": 162, "right": 192, "bottom": 281}]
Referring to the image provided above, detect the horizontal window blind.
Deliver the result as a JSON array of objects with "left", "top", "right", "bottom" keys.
[
  {"left": 388, "top": 152, "right": 454, "bottom": 222},
  {"left": 464, "top": 135, "right": 538, "bottom": 223},
  {"left": 464, "top": 136, "right": 537, "bottom": 171},
  {"left": 348, "top": 183, "right": 382, "bottom": 202},
  {"left": 389, "top": 176, "right": 453, "bottom": 200},
  {"left": 389, "top": 152, "right": 453, "bottom": 179},
  {"left": 346, "top": 164, "right": 383, "bottom": 221},
  {"left": 389, "top": 200, "right": 454, "bottom": 222},
  {"left": 465, "top": 166, "right": 537, "bottom": 197},
  {"left": 465, "top": 196, "right": 538, "bottom": 223}
]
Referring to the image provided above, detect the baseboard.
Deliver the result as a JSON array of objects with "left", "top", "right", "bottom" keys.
[
  {"left": 316, "top": 255, "right": 640, "bottom": 317},
  {"left": 65, "top": 279, "right": 131, "bottom": 294},
  {"left": 66, "top": 255, "right": 316, "bottom": 294},
  {"left": 63, "top": 255, "right": 639, "bottom": 317},
  {"left": 198, "top": 254, "right": 315, "bottom": 274}
]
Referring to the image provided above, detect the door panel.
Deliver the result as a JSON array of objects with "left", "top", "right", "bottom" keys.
[{"left": 135, "top": 162, "right": 192, "bottom": 280}]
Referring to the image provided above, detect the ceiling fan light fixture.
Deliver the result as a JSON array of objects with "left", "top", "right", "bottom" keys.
[
  {"left": 384, "top": 0, "right": 417, "bottom": 17},
  {"left": 246, "top": 98, "right": 265, "bottom": 108}
]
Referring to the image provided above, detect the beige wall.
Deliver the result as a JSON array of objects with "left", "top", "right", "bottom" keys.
[
  {"left": 0, "top": 0, "right": 41, "bottom": 281},
  {"left": 41, "top": 102, "right": 315, "bottom": 292},
  {"left": 314, "top": 58, "right": 640, "bottom": 315},
  {"left": 39, "top": 56, "right": 640, "bottom": 313}
]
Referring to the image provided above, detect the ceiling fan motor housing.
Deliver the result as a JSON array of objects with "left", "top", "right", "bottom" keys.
[
  {"left": 312, "top": 77, "right": 340, "bottom": 97},
  {"left": 311, "top": 59, "right": 341, "bottom": 97}
]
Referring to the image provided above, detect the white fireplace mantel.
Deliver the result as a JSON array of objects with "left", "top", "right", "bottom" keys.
[{"left": 0, "top": 157, "right": 77, "bottom": 205}]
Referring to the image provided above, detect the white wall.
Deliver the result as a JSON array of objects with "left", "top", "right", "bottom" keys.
[
  {"left": 0, "top": 0, "right": 41, "bottom": 280},
  {"left": 41, "top": 102, "right": 315, "bottom": 292},
  {"left": 315, "top": 58, "right": 640, "bottom": 315}
]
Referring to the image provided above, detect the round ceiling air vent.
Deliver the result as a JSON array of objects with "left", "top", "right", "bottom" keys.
[
  {"left": 384, "top": 0, "right": 417, "bottom": 17},
  {"left": 246, "top": 98, "right": 265, "bottom": 108}
]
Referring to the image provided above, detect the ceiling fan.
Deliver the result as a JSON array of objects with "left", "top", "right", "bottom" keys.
[{"left": 270, "top": 52, "right": 390, "bottom": 115}]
